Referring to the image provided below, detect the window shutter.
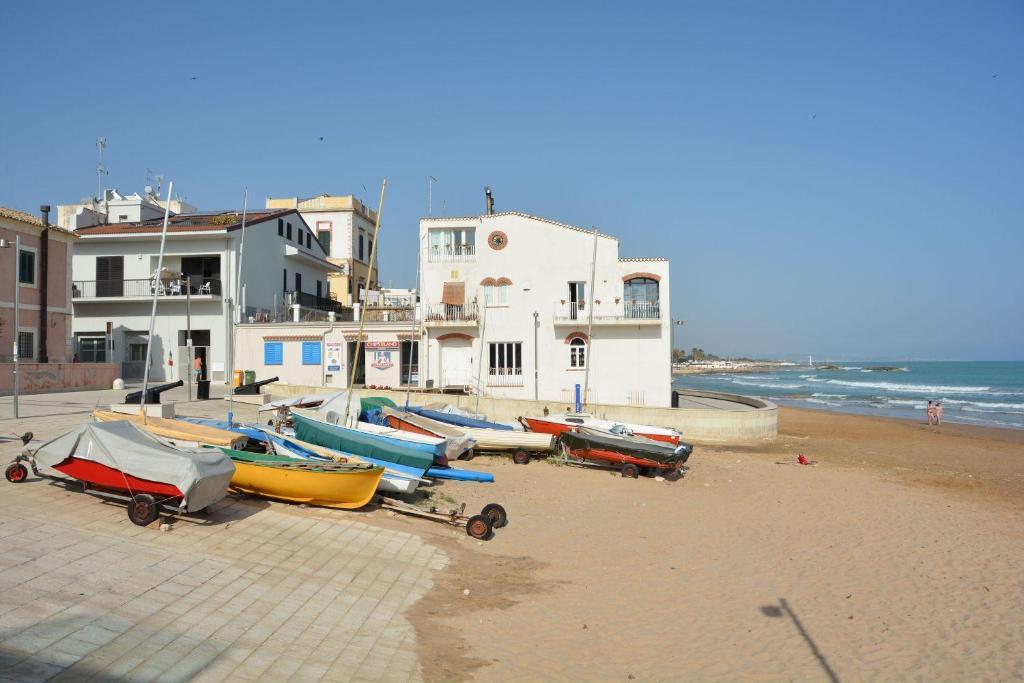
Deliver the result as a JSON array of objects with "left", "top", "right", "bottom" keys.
[
  {"left": 264, "top": 342, "right": 283, "bottom": 365},
  {"left": 302, "top": 342, "right": 322, "bottom": 365}
]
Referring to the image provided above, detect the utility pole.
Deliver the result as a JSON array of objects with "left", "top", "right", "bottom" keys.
[
  {"left": 186, "top": 276, "right": 192, "bottom": 401},
  {"left": 533, "top": 311, "right": 539, "bottom": 401},
  {"left": 428, "top": 176, "right": 437, "bottom": 215}
]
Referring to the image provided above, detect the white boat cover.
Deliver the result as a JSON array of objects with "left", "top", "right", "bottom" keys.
[
  {"left": 356, "top": 421, "right": 476, "bottom": 459},
  {"left": 316, "top": 391, "right": 363, "bottom": 427},
  {"left": 30, "top": 421, "right": 235, "bottom": 512},
  {"left": 422, "top": 402, "right": 523, "bottom": 431}
]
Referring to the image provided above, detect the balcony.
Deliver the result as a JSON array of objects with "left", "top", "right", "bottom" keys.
[
  {"left": 486, "top": 368, "right": 525, "bottom": 387},
  {"left": 422, "top": 303, "right": 479, "bottom": 328},
  {"left": 287, "top": 290, "right": 346, "bottom": 315},
  {"left": 428, "top": 244, "right": 475, "bottom": 263},
  {"left": 72, "top": 278, "right": 222, "bottom": 302},
  {"left": 552, "top": 300, "right": 661, "bottom": 325},
  {"left": 360, "top": 305, "right": 416, "bottom": 323}
]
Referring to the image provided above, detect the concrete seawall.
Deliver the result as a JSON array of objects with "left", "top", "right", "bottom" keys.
[{"left": 266, "top": 385, "right": 778, "bottom": 444}]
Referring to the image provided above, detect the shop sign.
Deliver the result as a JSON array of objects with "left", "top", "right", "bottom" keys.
[
  {"left": 365, "top": 341, "right": 400, "bottom": 349},
  {"left": 371, "top": 350, "right": 394, "bottom": 370}
]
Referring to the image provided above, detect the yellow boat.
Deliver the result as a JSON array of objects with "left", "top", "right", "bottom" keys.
[
  {"left": 92, "top": 411, "right": 247, "bottom": 449},
  {"left": 221, "top": 449, "right": 383, "bottom": 509}
]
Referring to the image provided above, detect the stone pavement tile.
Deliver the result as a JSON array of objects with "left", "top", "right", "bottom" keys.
[
  {"left": 289, "top": 661, "right": 330, "bottom": 683},
  {"left": 0, "top": 656, "right": 66, "bottom": 682}
]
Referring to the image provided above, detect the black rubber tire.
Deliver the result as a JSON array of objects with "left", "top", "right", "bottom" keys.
[
  {"left": 512, "top": 450, "right": 531, "bottom": 465},
  {"left": 481, "top": 503, "right": 508, "bottom": 529},
  {"left": 128, "top": 494, "right": 160, "bottom": 526},
  {"left": 461, "top": 448, "right": 475, "bottom": 461},
  {"left": 465, "top": 514, "right": 493, "bottom": 540},
  {"left": 621, "top": 464, "right": 640, "bottom": 479},
  {"left": 663, "top": 467, "right": 684, "bottom": 482},
  {"left": 5, "top": 463, "right": 28, "bottom": 483}
]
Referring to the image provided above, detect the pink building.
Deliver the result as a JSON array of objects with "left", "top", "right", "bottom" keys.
[{"left": 0, "top": 206, "right": 116, "bottom": 395}]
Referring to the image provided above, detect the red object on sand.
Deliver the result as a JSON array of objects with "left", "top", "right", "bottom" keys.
[{"left": 797, "top": 455, "right": 809, "bottom": 465}]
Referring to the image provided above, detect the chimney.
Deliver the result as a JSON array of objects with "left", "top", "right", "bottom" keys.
[
  {"left": 37, "top": 205, "right": 51, "bottom": 363},
  {"left": 484, "top": 186, "right": 494, "bottom": 215}
]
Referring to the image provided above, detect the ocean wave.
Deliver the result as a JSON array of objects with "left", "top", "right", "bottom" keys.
[
  {"left": 840, "top": 366, "right": 862, "bottom": 370},
  {"left": 806, "top": 398, "right": 841, "bottom": 407},
  {"left": 812, "top": 393, "right": 848, "bottom": 399},
  {"left": 731, "top": 379, "right": 804, "bottom": 389},
  {"left": 886, "top": 399, "right": 928, "bottom": 409},
  {"left": 821, "top": 379, "right": 991, "bottom": 394},
  {"left": 961, "top": 403, "right": 1024, "bottom": 414}
]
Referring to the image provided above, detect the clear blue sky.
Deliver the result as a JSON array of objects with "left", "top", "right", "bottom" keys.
[{"left": 1, "top": 1, "right": 1021, "bottom": 360}]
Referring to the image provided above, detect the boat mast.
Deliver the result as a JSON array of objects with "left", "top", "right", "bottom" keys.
[
  {"left": 404, "top": 229, "right": 424, "bottom": 409},
  {"left": 580, "top": 226, "right": 599, "bottom": 411},
  {"left": 342, "top": 179, "right": 387, "bottom": 428},
  {"left": 226, "top": 189, "right": 248, "bottom": 426},
  {"left": 139, "top": 180, "right": 174, "bottom": 421}
]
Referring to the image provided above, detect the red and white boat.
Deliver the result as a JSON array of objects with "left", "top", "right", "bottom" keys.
[
  {"left": 520, "top": 414, "right": 681, "bottom": 445},
  {"left": 5, "top": 421, "right": 235, "bottom": 526}
]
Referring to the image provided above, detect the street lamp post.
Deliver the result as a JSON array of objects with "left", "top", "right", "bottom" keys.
[
  {"left": 672, "top": 319, "right": 685, "bottom": 366},
  {"left": 1, "top": 235, "right": 21, "bottom": 418}
]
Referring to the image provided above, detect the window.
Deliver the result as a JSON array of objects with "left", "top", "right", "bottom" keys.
[
  {"left": 569, "top": 338, "right": 586, "bottom": 368},
  {"left": 401, "top": 341, "right": 418, "bottom": 385},
  {"left": 484, "top": 284, "right": 509, "bottom": 307},
  {"left": 264, "top": 342, "right": 283, "bottom": 365},
  {"left": 278, "top": 219, "right": 284, "bottom": 236},
  {"left": 129, "top": 343, "right": 148, "bottom": 362},
  {"left": 488, "top": 342, "right": 522, "bottom": 376},
  {"left": 316, "top": 280, "right": 322, "bottom": 299},
  {"left": 623, "top": 277, "right": 660, "bottom": 318},
  {"left": 78, "top": 337, "right": 106, "bottom": 363},
  {"left": 305, "top": 232, "right": 311, "bottom": 249},
  {"left": 317, "top": 229, "right": 331, "bottom": 252},
  {"left": 286, "top": 222, "right": 292, "bottom": 241},
  {"left": 294, "top": 272, "right": 302, "bottom": 293},
  {"left": 358, "top": 235, "right": 364, "bottom": 261},
  {"left": 367, "top": 238, "right": 373, "bottom": 260},
  {"left": 428, "top": 228, "right": 475, "bottom": 262},
  {"left": 118, "top": 214, "right": 129, "bottom": 222},
  {"left": 302, "top": 341, "right": 322, "bottom": 365},
  {"left": 18, "top": 249, "right": 35, "bottom": 285},
  {"left": 283, "top": 269, "right": 287, "bottom": 293},
  {"left": 17, "top": 331, "right": 34, "bottom": 360}
]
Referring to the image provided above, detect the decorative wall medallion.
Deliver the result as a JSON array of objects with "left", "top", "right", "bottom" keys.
[{"left": 487, "top": 230, "right": 508, "bottom": 251}]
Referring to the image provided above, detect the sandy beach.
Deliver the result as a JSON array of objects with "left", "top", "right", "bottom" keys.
[{"left": 388, "top": 407, "right": 1024, "bottom": 681}]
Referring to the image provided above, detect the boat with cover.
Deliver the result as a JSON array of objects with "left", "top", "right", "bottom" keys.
[
  {"left": 179, "top": 416, "right": 426, "bottom": 494},
  {"left": 382, "top": 407, "right": 554, "bottom": 463},
  {"left": 220, "top": 448, "right": 383, "bottom": 509},
  {"left": 93, "top": 411, "right": 247, "bottom": 449},
  {"left": 558, "top": 426, "right": 693, "bottom": 480},
  {"left": 5, "top": 421, "right": 235, "bottom": 525},
  {"left": 292, "top": 408, "right": 440, "bottom": 471},
  {"left": 522, "top": 414, "right": 681, "bottom": 445}
]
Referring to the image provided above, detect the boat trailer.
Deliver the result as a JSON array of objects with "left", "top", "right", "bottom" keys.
[{"left": 374, "top": 495, "right": 507, "bottom": 540}]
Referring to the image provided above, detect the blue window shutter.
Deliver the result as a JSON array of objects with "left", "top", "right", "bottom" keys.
[
  {"left": 302, "top": 341, "right": 322, "bottom": 365},
  {"left": 264, "top": 342, "right": 283, "bottom": 365}
]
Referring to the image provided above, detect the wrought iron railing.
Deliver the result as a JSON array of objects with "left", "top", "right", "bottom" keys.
[
  {"left": 423, "top": 304, "right": 478, "bottom": 323},
  {"left": 428, "top": 244, "right": 475, "bottom": 262},
  {"left": 552, "top": 300, "right": 661, "bottom": 320}
]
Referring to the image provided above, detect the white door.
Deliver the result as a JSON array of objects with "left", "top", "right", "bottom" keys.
[{"left": 440, "top": 341, "right": 472, "bottom": 387}]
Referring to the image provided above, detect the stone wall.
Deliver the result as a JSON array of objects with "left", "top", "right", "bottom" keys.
[{"left": 0, "top": 363, "right": 119, "bottom": 395}]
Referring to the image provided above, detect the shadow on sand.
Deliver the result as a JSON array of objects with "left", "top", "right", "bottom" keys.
[{"left": 761, "top": 598, "right": 840, "bottom": 683}]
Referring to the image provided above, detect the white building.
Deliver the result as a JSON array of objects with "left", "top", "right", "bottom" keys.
[
  {"left": 265, "top": 194, "right": 379, "bottom": 306},
  {"left": 418, "top": 211, "right": 671, "bottom": 407},
  {"left": 58, "top": 188, "right": 197, "bottom": 231},
  {"left": 71, "top": 206, "right": 338, "bottom": 383}
]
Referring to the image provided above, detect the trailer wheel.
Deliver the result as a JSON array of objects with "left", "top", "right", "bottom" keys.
[
  {"left": 466, "top": 514, "right": 493, "bottom": 540},
  {"left": 621, "top": 464, "right": 640, "bottom": 479},
  {"left": 481, "top": 503, "right": 508, "bottom": 529},
  {"left": 663, "top": 466, "right": 684, "bottom": 482},
  {"left": 512, "top": 450, "right": 531, "bottom": 465},
  {"left": 5, "top": 463, "right": 28, "bottom": 483},
  {"left": 461, "top": 448, "right": 475, "bottom": 461},
  {"left": 128, "top": 494, "right": 160, "bottom": 526}
]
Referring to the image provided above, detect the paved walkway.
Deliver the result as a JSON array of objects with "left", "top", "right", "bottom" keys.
[{"left": 0, "top": 390, "right": 448, "bottom": 682}]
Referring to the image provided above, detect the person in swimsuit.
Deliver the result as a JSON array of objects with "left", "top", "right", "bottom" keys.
[
  {"left": 926, "top": 400, "right": 935, "bottom": 425},
  {"left": 935, "top": 400, "right": 943, "bottom": 425}
]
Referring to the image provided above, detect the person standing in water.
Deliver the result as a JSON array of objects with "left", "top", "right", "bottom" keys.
[
  {"left": 926, "top": 400, "right": 935, "bottom": 425},
  {"left": 935, "top": 400, "right": 943, "bottom": 426}
]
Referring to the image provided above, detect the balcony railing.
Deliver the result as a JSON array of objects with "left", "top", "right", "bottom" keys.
[
  {"left": 423, "top": 304, "right": 479, "bottom": 325},
  {"left": 553, "top": 300, "right": 661, "bottom": 322},
  {"left": 361, "top": 306, "right": 415, "bottom": 322},
  {"left": 287, "top": 290, "right": 344, "bottom": 314},
  {"left": 72, "top": 278, "right": 222, "bottom": 299},
  {"left": 428, "top": 244, "right": 475, "bottom": 263},
  {"left": 487, "top": 368, "right": 525, "bottom": 387}
]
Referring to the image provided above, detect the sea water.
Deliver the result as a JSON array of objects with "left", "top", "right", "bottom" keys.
[{"left": 672, "top": 361, "right": 1024, "bottom": 430}]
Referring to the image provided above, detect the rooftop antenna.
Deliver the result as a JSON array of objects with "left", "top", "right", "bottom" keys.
[
  {"left": 145, "top": 169, "right": 165, "bottom": 198},
  {"left": 484, "top": 186, "right": 494, "bottom": 215},
  {"left": 428, "top": 176, "right": 437, "bottom": 215},
  {"left": 95, "top": 137, "right": 108, "bottom": 201}
]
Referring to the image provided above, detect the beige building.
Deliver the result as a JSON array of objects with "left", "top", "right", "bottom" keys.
[{"left": 265, "top": 194, "right": 379, "bottom": 306}]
